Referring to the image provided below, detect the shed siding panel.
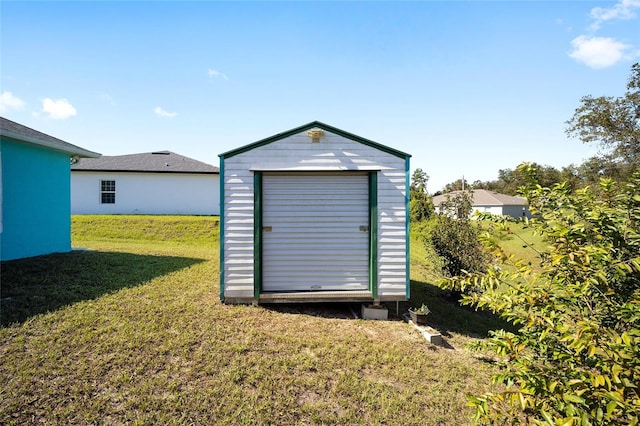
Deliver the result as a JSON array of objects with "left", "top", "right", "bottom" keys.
[
  {"left": 222, "top": 130, "right": 408, "bottom": 301},
  {"left": 222, "top": 170, "right": 254, "bottom": 297}
]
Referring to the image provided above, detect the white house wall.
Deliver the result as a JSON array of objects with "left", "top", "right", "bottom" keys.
[
  {"left": 222, "top": 130, "right": 408, "bottom": 301},
  {"left": 472, "top": 205, "right": 504, "bottom": 216},
  {"left": 473, "top": 205, "right": 530, "bottom": 219},
  {"left": 71, "top": 172, "right": 220, "bottom": 215}
]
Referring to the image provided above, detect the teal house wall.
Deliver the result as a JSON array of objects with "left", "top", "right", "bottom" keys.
[
  {"left": 1, "top": 140, "right": 73, "bottom": 260},
  {"left": 0, "top": 117, "right": 100, "bottom": 261}
]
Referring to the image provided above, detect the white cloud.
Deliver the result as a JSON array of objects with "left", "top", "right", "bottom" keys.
[
  {"left": 208, "top": 68, "right": 229, "bottom": 80},
  {"left": 42, "top": 97, "right": 77, "bottom": 120},
  {"left": 153, "top": 106, "right": 177, "bottom": 118},
  {"left": 0, "top": 91, "right": 26, "bottom": 113},
  {"left": 569, "top": 35, "right": 632, "bottom": 69},
  {"left": 590, "top": 0, "right": 640, "bottom": 30}
]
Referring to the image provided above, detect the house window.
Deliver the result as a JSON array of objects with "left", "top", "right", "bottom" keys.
[{"left": 100, "top": 180, "right": 116, "bottom": 204}]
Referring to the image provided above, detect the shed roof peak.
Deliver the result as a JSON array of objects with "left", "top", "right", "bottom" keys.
[{"left": 219, "top": 121, "right": 411, "bottom": 160}]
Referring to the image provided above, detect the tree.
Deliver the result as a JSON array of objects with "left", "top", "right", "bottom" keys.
[
  {"left": 566, "top": 62, "right": 640, "bottom": 170},
  {"left": 411, "top": 168, "right": 429, "bottom": 194},
  {"left": 488, "top": 164, "right": 564, "bottom": 195},
  {"left": 446, "top": 164, "right": 565, "bottom": 196},
  {"left": 443, "top": 164, "right": 640, "bottom": 425},
  {"left": 443, "top": 178, "right": 470, "bottom": 193},
  {"left": 410, "top": 168, "right": 434, "bottom": 222}
]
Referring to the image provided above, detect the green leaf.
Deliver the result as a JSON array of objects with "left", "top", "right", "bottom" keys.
[
  {"left": 596, "top": 406, "right": 603, "bottom": 421},
  {"left": 563, "top": 393, "right": 585, "bottom": 405},
  {"left": 540, "top": 410, "right": 555, "bottom": 425},
  {"left": 519, "top": 392, "right": 527, "bottom": 410}
]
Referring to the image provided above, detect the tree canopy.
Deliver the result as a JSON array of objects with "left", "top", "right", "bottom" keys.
[
  {"left": 410, "top": 168, "right": 435, "bottom": 222},
  {"left": 410, "top": 168, "right": 429, "bottom": 194},
  {"left": 437, "top": 63, "right": 639, "bottom": 196},
  {"left": 566, "top": 62, "right": 640, "bottom": 169},
  {"left": 422, "top": 62, "right": 640, "bottom": 425}
]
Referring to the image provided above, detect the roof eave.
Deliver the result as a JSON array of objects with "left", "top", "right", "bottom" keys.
[
  {"left": 2, "top": 130, "right": 101, "bottom": 158},
  {"left": 71, "top": 168, "right": 219, "bottom": 174}
]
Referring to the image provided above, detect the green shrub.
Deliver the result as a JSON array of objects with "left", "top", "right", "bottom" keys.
[
  {"left": 410, "top": 192, "right": 435, "bottom": 222},
  {"left": 430, "top": 191, "right": 491, "bottom": 280},
  {"left": 445, "top": 164, "right": 640, "bottom": 425}
]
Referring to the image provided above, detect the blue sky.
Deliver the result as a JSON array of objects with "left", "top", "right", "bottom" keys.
[{"left": 1, "top": 1, "right": 639, "bottom": 192}]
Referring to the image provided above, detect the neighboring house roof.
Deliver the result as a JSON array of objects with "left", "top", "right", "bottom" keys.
[
  {"left": 0, "top": 117, "right": 100, "bottom": 158},
  {"left": 72, "top": 151, "right": 219, "bottom": 174},
  {"left": 433, "top": 189, "right": 528, "bottom": 207},
  {"left": 219, "top": 120, "right": 411, "bottom": 160}
]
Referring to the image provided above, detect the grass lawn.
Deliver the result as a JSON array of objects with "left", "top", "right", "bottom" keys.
[
  {"left": 481, "top": 220, "right": 546, "bottom": 268},
  {"left": 1, "top": 215, "right": 509, "bottom": 425}
]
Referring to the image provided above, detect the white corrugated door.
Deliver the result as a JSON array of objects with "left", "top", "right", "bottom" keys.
[{"left": 262, "top": 172, "right": 370, "bottom": 292}]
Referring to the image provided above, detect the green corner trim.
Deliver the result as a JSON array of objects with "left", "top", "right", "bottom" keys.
[
  {"left": 219, "top": 157, "right": 225, "bottom": 302},
  {"left": 253, "top": 172, "right": 263, "bottom": 301},
  {"left": 369, "top": 172, "right": 379, "bottom": 299},
  {"left": 405, "top": 157, "right": 411, "bottom": 299},
  {"left": 219, "top": 121, "right": 412, "bottom": 160}
]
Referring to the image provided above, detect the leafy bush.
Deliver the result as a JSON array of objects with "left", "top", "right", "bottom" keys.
[
  {"left": 444, "top": 164, "right": 640, "bottom": 425},
  {"left": 430, "top": 191, "right": 491, "bottom": 279},
  {"left": 410, "top": 192, "right": 435, "bottom": 222}
]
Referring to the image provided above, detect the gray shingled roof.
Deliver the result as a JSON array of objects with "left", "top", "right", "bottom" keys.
[
  {"left": 0, "top": 116, "right": 100, "bottom": 158},
  {"left": 432, "top": 189, "right": 528, "bottom": 206},
  {"left": 72, "top": 151, "right": 219, "bottom": 174}
]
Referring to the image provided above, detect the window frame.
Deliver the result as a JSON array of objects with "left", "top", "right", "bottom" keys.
[{"left": 100, "top": 180, "right": 116, "bottom": 204}]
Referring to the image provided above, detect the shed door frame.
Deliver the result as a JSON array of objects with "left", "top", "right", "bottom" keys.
[{"left": 253, "top": 171, "right": 378, "bottom": 300}]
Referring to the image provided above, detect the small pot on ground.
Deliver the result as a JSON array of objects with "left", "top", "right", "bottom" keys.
[{"left": 408, "top": 304, "right": 430, "bottom": 325}]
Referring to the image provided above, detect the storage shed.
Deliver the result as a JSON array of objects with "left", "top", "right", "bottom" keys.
[{"left": 219, "top": 121, "right": 411, "bottom": 304}]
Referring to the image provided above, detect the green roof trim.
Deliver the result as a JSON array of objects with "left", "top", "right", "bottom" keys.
[
  {"left": 405, "top": 158, "right": 411, "bottom": 299},
  {"left": 219, "top": 159, "right": 226, "bottom": 302},
  {"left": 219, "top": 121, "right": 411, "bottom": 160}
]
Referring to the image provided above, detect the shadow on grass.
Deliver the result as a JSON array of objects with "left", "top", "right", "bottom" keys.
[
  {"left": 0, "top": 250, "right": 205, "bottom": 327},
  {"left": 260, "top": 286, "right": 516, "bottom": 340},
  {"left": 263, "top": 302, "right": 361, "bottom": 320},
  {"left": 395, "top": 279, "right": 517, "bottom": 339}
]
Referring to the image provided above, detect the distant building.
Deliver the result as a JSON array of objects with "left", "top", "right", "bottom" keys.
[
  {"left": 71, "top": 151, "right": 220, "bottom": 215},
  {"left": 1, "top": 117, "right": 100, "bottom": 261},
  {"left": 432, "top": 189, "right": 530, "bottom": 219}
]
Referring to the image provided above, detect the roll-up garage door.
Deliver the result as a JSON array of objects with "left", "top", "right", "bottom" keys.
[{"left": 262, "top": 172, "right": 370, "bottom": 292}]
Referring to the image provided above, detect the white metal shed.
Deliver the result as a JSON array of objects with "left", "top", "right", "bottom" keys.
[{"left": 219, "top": 121, "right": 411, "bottom": 304}]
